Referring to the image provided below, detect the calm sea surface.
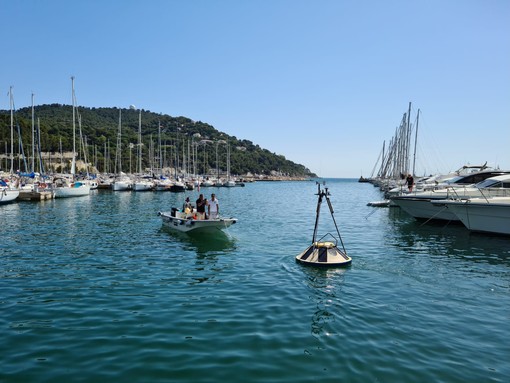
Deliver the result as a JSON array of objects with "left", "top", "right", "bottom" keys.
[{"left": 1, "top": 179, "right": 509, "bottom": 382}]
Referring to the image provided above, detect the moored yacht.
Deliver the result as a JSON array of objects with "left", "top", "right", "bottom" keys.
[
  {"left": 0, "top": 179, "right": 20, "bottom": 204},
  {"left": 391, "top": 173, "right": 510, "bottom": 221},
  {"left": 112, "top": 174, "right": 132, "bottom": 191},
  {"left": 53, "top": 176, "right": 91, "bottom": 198},
  {"left": 436, "top": 196, "right": 510, "bottom": 235},
  {"left": 132, "top": 178, "right": 154, "bottom": 191}
]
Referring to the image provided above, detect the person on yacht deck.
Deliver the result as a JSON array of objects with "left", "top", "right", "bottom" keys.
[{"left": 406, "top": 174, "right": 414, "bottom": 192}]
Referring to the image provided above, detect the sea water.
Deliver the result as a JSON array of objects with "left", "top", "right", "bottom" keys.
[{"left": 1, "top": 179, "right": 508, "bottom": 382}]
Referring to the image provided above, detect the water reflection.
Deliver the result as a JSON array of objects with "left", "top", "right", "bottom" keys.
[
  {"left": 160, "top": 226, "right": 237, "bottom": 255},
  {"left": 300, "top": 267, "right": 349, "bottom": 338},
  {"left": 387, "top": 208, "right": 510, "bottom": 265}
]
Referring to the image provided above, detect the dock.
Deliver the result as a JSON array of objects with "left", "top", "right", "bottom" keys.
[{"left": 18, "top": 190, "right": 55, "bottom": 201}]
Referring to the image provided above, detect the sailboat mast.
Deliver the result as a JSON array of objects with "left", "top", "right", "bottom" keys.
[
  {"left": 37, "top": 117, "right": 44, "bottom": 174},
  {"left": 407, "top": 101, "right": 412, "bottom": 174},
  {"left": 116, "top": 110, "right": 122, "bottom": 174},
  {"left": 71, "top": 76, "right": 76, "bottom": 177},
  {"left": 158, "top": 121, "right": 162, "bottom": 172},
  {"left": 412, "top": 109, "right": 420, "bottom": 176},
  {"left": 9, "top": 86, "right": 14, "bottom": 174},
  {"left": 59, "top": 137, "right": 63, "bottom": 171},
  {"left": 31, "top": 93, "right": 35, "bottom": 172},
  {"left": 138, "top": 109, "right": 142, "bottom": 174}
]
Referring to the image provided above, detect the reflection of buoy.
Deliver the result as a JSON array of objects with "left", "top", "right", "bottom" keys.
[{"left": 296, "top": 182, "right": 351, "bottom": 267}]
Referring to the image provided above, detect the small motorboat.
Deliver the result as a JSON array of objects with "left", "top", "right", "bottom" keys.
[
  {"left": 296, "top": 182, "right": 351, "bottom": 267},
  {"left": 367, "top": 199, "right": 390, "bottom": 207},
  {"left": 158, "top": 208, "right": 237, "bottom": 233}
]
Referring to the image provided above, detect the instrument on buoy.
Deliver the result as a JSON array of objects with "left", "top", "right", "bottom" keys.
[{"left": 296, "top": 182, "right": 351, "bottom": 267}]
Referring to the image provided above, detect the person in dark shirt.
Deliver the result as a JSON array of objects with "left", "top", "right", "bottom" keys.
[
  {"left": 196, "top": 194, "right": 207, "bottom": 220},
  {"left": 406, "top": 174, "right": 414, "bottom": 192}
]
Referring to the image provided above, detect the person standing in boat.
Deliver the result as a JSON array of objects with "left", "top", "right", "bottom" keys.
[
  {"left": 196, "top": 194, "right": 207, "bottom": 220},
  {"left": 406, "top": 174, "right": 414, "bottom": 192},
  {"left": 208, "top": 193, "right": 219, "bottom": 220}
]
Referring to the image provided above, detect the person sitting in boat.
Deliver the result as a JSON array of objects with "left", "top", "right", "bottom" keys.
[
  {"left": 208, "top": 193, "right": 219, "bottom": 220},
  {"left": 182, "top": 197, "right": 193, "bottom": 214},
  {"left": 196, "top": 194, "right": 207, "bottom": 220}
]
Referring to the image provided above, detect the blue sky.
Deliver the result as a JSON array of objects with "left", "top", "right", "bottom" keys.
[{"left": 2, "top": 0, "right": 509, "bottom": 177}]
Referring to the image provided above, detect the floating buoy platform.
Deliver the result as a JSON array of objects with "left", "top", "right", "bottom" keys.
[{"left": 296, "top": 183, "right": 351, "bottom": 267}]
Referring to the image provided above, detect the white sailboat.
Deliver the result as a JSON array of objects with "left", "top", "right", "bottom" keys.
[
  {"left": 1, "top": 87, "right": 20, "bottom": 204},
  {"left": 133, "top": 178, "right": 154, "bottom": 191},
  {"left": 111, "top": 110, "right": 132, "bottom": 191},
  {"left": 223, "top": 141, "right": 236, "bottom": 187},
  {"left": 54, "top": 77, "right": 90, "bottom": 198},
  {"left": 132, "top": 111, "right": 154, "bottom": 191},
  {"left": 0, "top": 179, "right": 20, "bottom": 204}
]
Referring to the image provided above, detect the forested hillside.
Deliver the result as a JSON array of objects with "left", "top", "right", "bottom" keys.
[{"left": 0, "top": 104, "right": 315, "bottom": 177}]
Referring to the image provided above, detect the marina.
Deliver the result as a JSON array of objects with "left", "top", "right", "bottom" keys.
[
  {"left": 1, "top": 179, "right": 508, "bottom": 382},
  {"left": 2, "top": 1, "right": 509, "bottom": 381}
]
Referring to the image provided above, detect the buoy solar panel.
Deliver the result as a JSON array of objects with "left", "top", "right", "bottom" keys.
[{"left": 296, "top": 242, "right": 352, "bottom": 267}]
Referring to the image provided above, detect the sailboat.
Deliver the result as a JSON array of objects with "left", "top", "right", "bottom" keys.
[
  {"left": 54, "top": 77, "right": 91, "bottom": 198},
  {"left": 223, "top": 141, "right": 236, "bottom": 187},
  {"left": 132, "top": 111, "right": 154, "bottom": 191},
  {"left": 0, "top": 178, "right": 20, "bottom": 204},
  {"left": 1, "top": 87, "right": 20, "bottom": 204},
  {"left": 111, "top": 110, "right": 132, "bottom": 191}
]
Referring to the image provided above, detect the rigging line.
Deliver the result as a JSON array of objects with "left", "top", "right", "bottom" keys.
[
  {"left": 12, "top": 102, "right": 29, "bottom": 173},
  {"left": 364, "top": 208, "right": 379, "bottom": 220},
  {"left": 419, "top": 205, "right": 449, "bottom": 226},
  {"left": 325, "top": 192, "right": 347, "bottom": 253}
]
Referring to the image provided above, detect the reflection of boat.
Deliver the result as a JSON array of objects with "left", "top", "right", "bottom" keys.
[
  {"left": 158, "top": 209, "right": 237, "bottom": 233},
  {"left": 160, "top": 226, "right": 236, "bottom": 254},
  {"left": 388, "top": 208, "right": 510, "bottom": 264}
]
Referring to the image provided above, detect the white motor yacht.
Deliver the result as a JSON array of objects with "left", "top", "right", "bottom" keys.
[
  {"left": 435, "top": 196, "right": 510, "bottom": 235},
  {"left": 391, "top": 173, "right": 510, "bottom": 221}
]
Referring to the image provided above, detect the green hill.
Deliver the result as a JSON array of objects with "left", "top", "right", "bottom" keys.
[{"left": 0, "top": 104, "right": 316, "bottom": 178}]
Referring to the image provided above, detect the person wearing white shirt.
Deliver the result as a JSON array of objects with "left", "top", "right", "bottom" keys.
[{"left": 208, "top": 193, "right": 219, "bottom": 219}]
